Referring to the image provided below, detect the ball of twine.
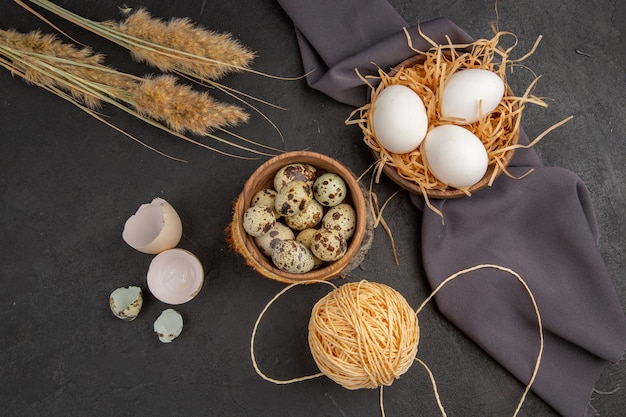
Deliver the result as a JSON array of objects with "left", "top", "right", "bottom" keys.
[{"left": 308, "top": 281, "right": 420, "bottom": 390}]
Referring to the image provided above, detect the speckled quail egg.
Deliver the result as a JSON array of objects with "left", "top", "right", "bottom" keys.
[
  {"left": 254, "top": 222, "right": 295, "bottom": 256},
  {"left": 310, "top": 228, "right": 348, "bottom": 262},
  {"left": 153, "top": 308, "right": 183, "bottom": 343},
  {"left": 274, "top": 163, "right": 317, "bottom": 191},
  {"left": 321, "top": 203, "right": 357, "bottom": 240},
  {"left": 313, "top": 173, "right": 347, "bottom": 207},
  {"left": 295, "top": 228, "right": 325, "bottom": 269},
  {"left": 243, "top": 205, "right": 276, "bottom": 237},
  {"left": 284, "top": 199, "right": 324, "bottom": 231},
  {"left": 271, "top": 239, "right": 316, "bottom": 273},
  {"left": 251, "top": 188, "right": 281, "bottom": 218},
  {"left": 295, "top": 228, "right": 318, "bottom": 248},
  {"left": 109, "top": 286, "right": 143, "bottom": 321},
  {"left": 274, "top": 180, "right": 313, "bottom": 217}
]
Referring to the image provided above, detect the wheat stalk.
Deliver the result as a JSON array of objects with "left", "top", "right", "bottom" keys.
[
  {"left": 0, "top": 29, "right": 280, "bottom": 159},
  {"left": 15, "top": 0, "right": 293, "bottom": 141}
]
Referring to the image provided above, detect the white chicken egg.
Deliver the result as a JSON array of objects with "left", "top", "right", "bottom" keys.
[
  {"left": 423, "top": 124, "right": 489, "bottom": 189},
  {"left": 441, "top": 69, "right": 505, "bottom": 124},
  {"left": 372, "top": 84, "right": 428, "bottom": 154},
  {"left": 122, "top": 197, "right": 182, "bottom": 254},
  {"left": 146, "top": 248, "right": 204, "bottom": 305}
]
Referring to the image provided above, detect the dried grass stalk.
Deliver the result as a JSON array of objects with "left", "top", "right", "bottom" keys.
[
  {"left": 0, "top": 29, "right": 275, "bottom": 159},
  {"left": 0, "top": 28, "right": 133, "bottom": 108},
  {"left": 130, "top": 74, "right": 248, "bottom": 135},
  {"left": 115, "top": 8, "right": 256, "bottom": 79},
  {"left": 16, "top": 0, "right": 290, "bottom": 143},
  {"left": 19, "top": 0, "right": 256, "bottom": 80}
]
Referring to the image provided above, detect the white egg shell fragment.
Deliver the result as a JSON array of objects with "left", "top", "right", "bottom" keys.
[
  {"left": 109, "top": 286, "right": 143, "bottom": 321},
  {"left": 274, "top": 180, "right": 313, "bottom": 217},
  {"left": 271, "top": 239, "right": 316, "bottom": 273},
  {"left": 321, "top": 203, "right": 357, "bottom": 240},
  {"left": 122, "top": 198, "right": 182, "bottom": 254},
  {"left": 254, "top": 222, "right": 295, "bottom": 256},
  {"left": 423, "top": 124, "right": 489, "bottom": 189},
  {"left": 153, "top": 309, "right": 183, "bottom": 343},
  {"left": 441, "top": 69, "right": 505, "bottom": 124},
  {"left": 311, "top": 229, "right": 348, "bottom": 262},
  {"left": 284, "top": 199, "right": 324, "bottom": 231},
  {"left": 313, "top": 173, "right": 347, "bottom": 207},
  {"left": 273, "top": 163, "right": 317, "bottom": 192},
  {"left": 147, "top": 248, "right": 204, "bottom": 305},
  {"left": 251, "top": 188, "right": 281, "bottom": 218},
  {"left": 243, "top": 205, "right": 276, "bottom": 237},
  {"left": 372, "top": 84, "right": 428, "bottom": 154}
]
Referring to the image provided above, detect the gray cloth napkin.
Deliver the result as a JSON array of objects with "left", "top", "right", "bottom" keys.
[{"left": 276, "top": 1, "right": 626, "bottom": 416}]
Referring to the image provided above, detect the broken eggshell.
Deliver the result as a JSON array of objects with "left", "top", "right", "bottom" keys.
[
  {"left": 153, "top": 308, "right": 184, "bottom": 343},
  {"left": 147, "top": 248, "right": 204, "bottom": 305},
  {"left": 122, "top": 198, "right": 183, "bottom": 254},
  {"left": 109, "top": 286, "right": 143, "bottom": 321}
]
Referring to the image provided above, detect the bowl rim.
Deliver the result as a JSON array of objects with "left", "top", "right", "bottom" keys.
[{"left": 231, "top": 151, "right": 368, "bottom": 284}]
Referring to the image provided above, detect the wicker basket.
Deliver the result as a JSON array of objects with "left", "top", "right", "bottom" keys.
[
  {"left": 226, "top": 151, "right": 373, "bottom": 284},
  {"left": 370, "top": 55, "right": 520, "bottom": 199}
]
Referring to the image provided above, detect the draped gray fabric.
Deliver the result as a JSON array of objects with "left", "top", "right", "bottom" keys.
[{"left": 276, "top": 1, "right": 626, "bottom": 416}]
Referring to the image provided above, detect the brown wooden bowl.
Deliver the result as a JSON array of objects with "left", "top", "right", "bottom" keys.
[
  {"left": 371, "top": 55, "right": 520, "bottom": 199},
  {"left": 226, "top": 151, "right": 371, "bottom": 285}
]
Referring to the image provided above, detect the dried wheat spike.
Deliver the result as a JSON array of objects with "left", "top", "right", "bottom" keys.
[
  {"left": 117, "top": 8, "right": 256, "bottom": 80},
  {"left": 130, "top": 75, "right": 249, "bottom": 134},
  {"left": 0, "top": 29, "right": 134, "bottom": 108}
]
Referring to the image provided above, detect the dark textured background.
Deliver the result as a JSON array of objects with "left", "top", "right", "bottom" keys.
[{"left": 1, "top": 1, "right": 624, "bottom": 416}]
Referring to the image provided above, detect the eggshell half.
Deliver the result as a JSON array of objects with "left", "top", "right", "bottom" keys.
[
  {"left": 423, "top": 125, "right": 489, "bottom": 189},
  {"left": 147, "top": 248, "right": 204, "bottom": 305},
  {"left": 122, "top": 198, "right": 183, "bottom": 254}
]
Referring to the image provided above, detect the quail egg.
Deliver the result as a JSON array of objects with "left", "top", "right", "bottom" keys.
[
  {"left": 274, "top": 180, "right": 313, "bottom": 217},
  {"left": 243, "top": 205, "right": 276, "bottom": 237},
  {"left": 274, "top": 163, "right": 317, "bottom": 192},
  {"left": 254, "top": 222, "right": 295, "bottom": 256},
  {"left": 321, "top": 203, "right": 357, "bottom": 240},
  {"left": 251, "top": 188, "right": 281, "bottom": 218},
  {"left": 310, "top": 228, "right": 348, "bottom": 262},
  {"left": 313, "top": 173, "right": 347, "bottom": 207},
  {"left": 295, "top": 228, "right": 325, "bottom": 269},
  {"left": 271, "top": 239, "right": 316, "bottom": 273},
  {"left": 295, "top": 228, "right": 318, "bottom": 248},
  {"left": 284, "top": 199, "right": 324, "bottom": 230},
  {"left": 109, "top": 286, "right": 143, "bottom": 321}
]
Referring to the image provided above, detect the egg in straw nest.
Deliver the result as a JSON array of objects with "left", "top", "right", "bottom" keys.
[{"left": 347, "top": 27, "right": 572, "bottom": 203}]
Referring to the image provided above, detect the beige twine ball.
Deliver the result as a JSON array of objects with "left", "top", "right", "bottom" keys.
[{"left": 308, "top": 281, "right": 420, "bottom": 390}]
